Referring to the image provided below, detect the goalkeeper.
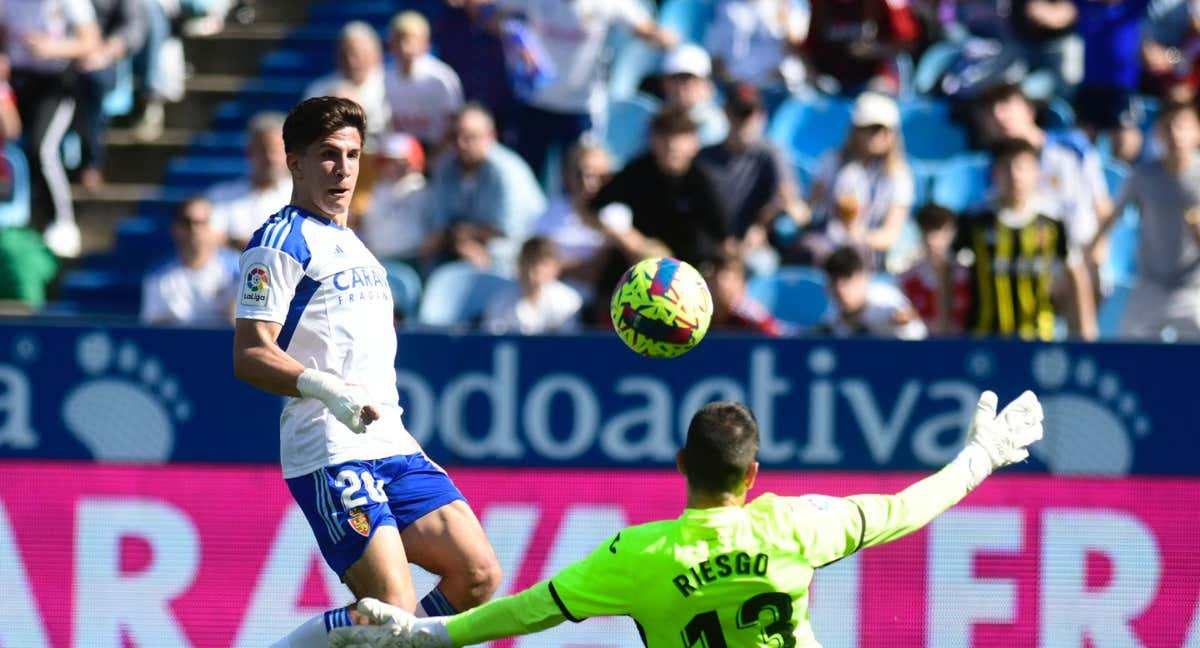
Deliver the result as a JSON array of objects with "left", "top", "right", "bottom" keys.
[{"left": 333, "top": 390, "right": 1044, "bottom": 648}]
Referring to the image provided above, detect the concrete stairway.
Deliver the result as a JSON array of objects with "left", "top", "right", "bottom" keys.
[{"left": 74, "top": 2, "right": 322, "bottom": 255}]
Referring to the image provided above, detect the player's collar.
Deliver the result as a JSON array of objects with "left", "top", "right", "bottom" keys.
[{"left": 289, "top": 205, "right": 347, "bottom": 230}]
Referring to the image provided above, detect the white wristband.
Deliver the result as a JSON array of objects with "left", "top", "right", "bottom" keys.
[
  {"left": 951, "top": 443, "right": 994, "bottom": 491},
  {"left": 297, "top": 369, "right": 345, "bottom": 403}
]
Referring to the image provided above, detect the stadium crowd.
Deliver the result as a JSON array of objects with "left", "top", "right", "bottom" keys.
[{"left": 2, "top": 0, "right": 1200, "bottom": 344}]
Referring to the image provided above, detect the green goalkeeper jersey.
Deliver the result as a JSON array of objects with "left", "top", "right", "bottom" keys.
[
  {"left": 547, "top": 492, "right": 859, "bottom": 648},
  {"left": 444, "top": 461, "right": 979, "bottom": 647}
]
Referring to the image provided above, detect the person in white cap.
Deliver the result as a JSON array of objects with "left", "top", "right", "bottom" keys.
[
  {"left": 801, "top": 91, "right": 913, "bottom": 267},
  {"left": 660, "top": 43, "right": 730, "bottom": 148},
  {"left": 360, "top": 132, "right": 429, "bottom": 264}
]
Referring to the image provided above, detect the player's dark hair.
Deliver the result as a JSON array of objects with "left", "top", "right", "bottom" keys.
[
  {"left": 282, "top": 96, "right": 366, "bottom": 154},
  {"left": 683, "top": 402, "right": 760, "bottom": 495},
  {"left": 701, "top": 250, "right": 746, "bottom": 278},
  {"left": 650, "top": 105, "right": 698, "bottom": 137},
  {"left": 915, "top": 204, "right": 957, "bottom": 233},
  {"left": 823, "top": 246, "right": 865, "bottom": 280},
  {"left": 989, "top": 137, "right": 1039, "bottom": 172},
  {"left": 518, "top": 236, "right": 558, "bottom": 267}
]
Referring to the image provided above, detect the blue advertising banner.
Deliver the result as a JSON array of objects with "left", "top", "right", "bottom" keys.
[{"left": 0, "top": 322, "right": 1193, "bottom": 475}]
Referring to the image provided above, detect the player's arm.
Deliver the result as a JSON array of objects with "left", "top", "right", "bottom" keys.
[
  {"left": 232, "top": 247, "right": 378, "bottom": 431},
  {"left": 338, "top": 533, "right": 632, "bottom": 646},
  {"left": 800, "top": 391, "right": 1043, "bottom": 565}
]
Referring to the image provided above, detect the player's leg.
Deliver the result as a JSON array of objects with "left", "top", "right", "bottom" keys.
[
  {"left": 402, "top": 499, "right": 502, "bottom": 614},
  {"left": 277, "top": 462, "right": 414, "bottom": 647},
  {"left": 383, "top": 453, "right": 502, "bottom": 615}
]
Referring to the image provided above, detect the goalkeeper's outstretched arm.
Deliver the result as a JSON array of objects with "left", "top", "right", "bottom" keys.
[{"left": 824, "top": 390, "right": 1043, "bottom": 558}]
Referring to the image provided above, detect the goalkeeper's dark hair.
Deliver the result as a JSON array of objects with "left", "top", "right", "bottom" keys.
[
  {"left": 283, "top": 96, "right": 366, "bottom": 154},
  {"left": 683, "top": 402, "right": 760, "bottom": 495}
]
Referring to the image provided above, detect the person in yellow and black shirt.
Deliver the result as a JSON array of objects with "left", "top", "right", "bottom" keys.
[{"left": 953, "top": 138, "right": 1086, "bottom": 340}]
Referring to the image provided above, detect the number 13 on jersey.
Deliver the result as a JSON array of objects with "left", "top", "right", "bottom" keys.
[{"left": 681, "top": 592, "right": 795, "bottom": 648}]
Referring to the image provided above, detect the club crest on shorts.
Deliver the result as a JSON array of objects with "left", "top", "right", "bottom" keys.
[
  {"left": 348, "top": 506, "right": 370, "bottom": 537},
  {"left": 241, "top": 263, "right": 270, "bottom": 306}
]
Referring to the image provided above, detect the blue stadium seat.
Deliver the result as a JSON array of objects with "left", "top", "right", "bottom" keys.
[
  {"left": 746, "top": 266, "right": 830, "bottom": 327},
  {"left": 913, "top": 41, "right": 961, "bottom": 95},
  {"left": 931, "top": 153, "right": 990, "bottom": 212},
  {"left": 1042, "top": 96, "right": 1076, "bottom": 131},
  {"left": 900, "top": 99, "right": 967, "bottom": 162},
  {"left": 260, "top": 49, "right": 334, "bottom": 80},
  {"left": 308, "top": 1, "right": 396, "bottom": 28},
  {"left": 1098, "top": 280, "right": 1131, "bottom": 339},
  {"left": 164, "top": 156, "right": 247, "bottom": 189},
  {"left": 1102, "top": 160, "right": 1138, "bottom": 289},
  {"left": 659, "top": 0, "right": 715, "bottom": 45},
  {"left": 382, "top": 260, "right": 422, "bottom": 320},
  {"left": 190, "top": 131, "right": 249, "bottom": 157},
  {"left": 608, "top": 41, "right": 662, "bottom": 101},
  {"left": 605, "top": 94, "right": 658, "bottom": 165},
  {"left": 58, "top": 269, "right": 142, "bottom": 315},
  {"left": 417, "top": 262, "right": 516, "bottom": 327},
  {"left": 767, "top": 96, "right": 852, "bottom": 167},
  {"left": 0, "top": 143, "right": 31, "bottom": 229}
]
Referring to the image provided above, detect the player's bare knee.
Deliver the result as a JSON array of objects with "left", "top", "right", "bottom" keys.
[{"left": 461, "top": 555, "right": 503, "bottom": 604}]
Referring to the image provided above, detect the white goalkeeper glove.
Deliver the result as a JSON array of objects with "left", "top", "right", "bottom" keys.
[
  {"left": 297, "top": 369, "right": 374, "bottom": 434},
  {"left": 955, "top": 390, "right": 1044, "bottom": 488},
  {"left": 326, "top": 598, "right": 452, "bottom": 648}
]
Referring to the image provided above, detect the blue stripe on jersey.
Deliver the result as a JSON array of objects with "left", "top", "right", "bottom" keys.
[
  {"left": 278, "top": 275, "right": 320, "bottom": 351},
  {"left": 278, "top": 214, "right": 313, "bottom": 269},
  {"left": 245, "top": 206, "right": 314, "bottom": 268}
]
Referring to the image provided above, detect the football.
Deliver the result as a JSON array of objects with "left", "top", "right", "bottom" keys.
[{"left": 610, "top": 257, "right": 713, "bottom": 358}]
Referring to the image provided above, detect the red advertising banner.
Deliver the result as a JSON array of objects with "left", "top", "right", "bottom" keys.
[{"left": 0, "top": 462, "right": 1197, "bottom": 647}]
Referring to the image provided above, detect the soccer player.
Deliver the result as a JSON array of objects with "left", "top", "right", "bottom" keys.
[
  {"left": 232, "top": 97, "right": 501, "bottom": 647},
  {"left": 330, "top": 390, "right": 1044, "bottom": 647}
]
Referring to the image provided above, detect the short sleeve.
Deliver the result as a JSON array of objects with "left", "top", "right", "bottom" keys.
[
  {"left": 890, "top": 166, "right": 915, "bottom": 209},
  {"left": 65, "top": 0, "right": 98, "bottom": 25},
  {"left": 609, "top": 0, "right": 652, "bottom": 29},
  {"left": 139, "top": 275, "right": 168, "bottom": 324},
  {"left": 235, "top": 246, "right": 306, "bottom": 323},
  {"left": 776, "top": 495, "right": 866, "bottom": 567},
  {"left": 548, "top": 533, "right": 631, "bottom": 620}
]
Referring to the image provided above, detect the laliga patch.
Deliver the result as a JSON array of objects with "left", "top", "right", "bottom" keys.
[
  {"left": 241, "top": 263, "right": 270, "bottom": 306},
  {"left": 348, "top": 506, "right": 371, "bottom": 537}
]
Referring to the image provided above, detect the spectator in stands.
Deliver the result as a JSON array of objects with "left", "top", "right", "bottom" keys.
[
  {"left": 974, "top": 82, "right": 1110, "bottom": 256},
  {"left": 424, "top": 103, "right": 546, "bottom": 270},
  {"left": 1072, "top": 0, "right": 1150, "bottom": 165},
  {"left": 588, "top": 106, "right": 729, "bottom": 267},
  {"left": 704, "top": 252, "right": 789, "bottom": 335},
  {"left": 802, "top": 0, "right": 921, "bottom": 95},
  {"left": 1006, "top": 0, "right": 1082, "bottom": 97},
  {"left": 140, "top": 197, "right": 239, "bottom": 326},
  {"left": 0, "top": 227, "right": 56, "bottom": 309},
  {"left": 434, "top": 0, "right": 515, "bottom": 134},
  {"left": 801, "top": 92, "right": 913, "bottom": 266},
  {"left": 530, "top": 140, "right": 613, "bottom": 297},
  {"left": 899, "top": 204, "right": 971, "bottom": 335},
  {"left": 6, "top": 0, "right": 101, "bottom": 258},
  {"left": 1140, "top": 0, "right": 1200, "bottom": 101},
  {"left": 74, "top": 0, "right": 146, "bottom": 191},
  {"left": 482, "top": 236, "right": 582, "bottom": 334},
  {"left": 205, "top": 112, "right": 292, "bottom": 249},
  {"left": 497, "top": 0, "right": 675, "bottom": 183},
  {"left": 360, "top": 133, "right": 429, "bottom": 265},
  {"left": 698, "top": 83, "right": 808, "bottom": 257},
  {"left": 704, "top": 0, "right": 808, "bottom": 96},
  {"left": 1094, "top": 101, "right": 1200, "bottom": 339},
  {"left": 955, "top": 138, "right": 1091, "bottom": 340},
  {"left": 816, "top": 245, "right": 927, "bottom": 339},
  {"left": 940, "top": 0, "right": 1012, "bottom": 41},
  {"left": 660, "top": 44, "right": 729, "bottom": 148},
  {"left": 0, "top": 62, "right": 22, "bottom": 143},
  {"left": 385, "top": 11, "right": 464, "bottom": 150},
  {"left": 305, "top": 21, "right": 388, "bottom": 139}
]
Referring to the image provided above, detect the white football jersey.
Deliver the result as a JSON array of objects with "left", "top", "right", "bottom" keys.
[{"left": 236, "top": 205, "right": 420, "bottom": 478}]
